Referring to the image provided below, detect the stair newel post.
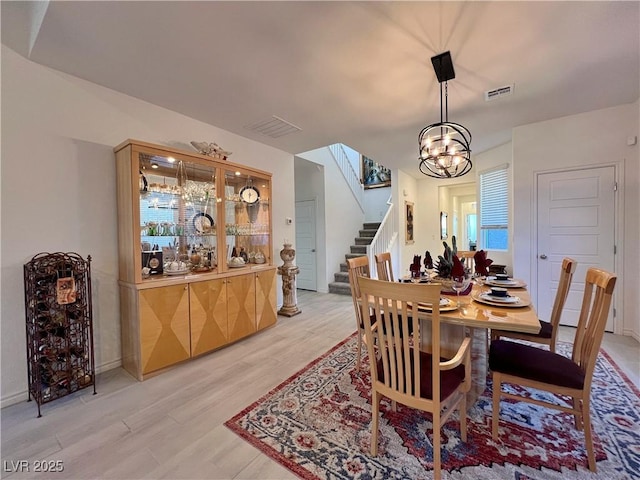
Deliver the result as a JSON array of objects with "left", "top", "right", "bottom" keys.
[{"left": 277, "top": 243, "right": 302, "bottom": 317}]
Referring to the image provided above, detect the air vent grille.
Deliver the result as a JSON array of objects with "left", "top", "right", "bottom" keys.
[
  {"left": 485, "top": 84, "right": 514, "bottom": 101},
  {"left": 245, "top": 115, "right": 302, "bottom": 138}
]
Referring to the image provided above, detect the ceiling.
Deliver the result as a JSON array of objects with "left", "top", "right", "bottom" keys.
[{"left": 2, "top": 1, "right": 638, "bottom": 178}]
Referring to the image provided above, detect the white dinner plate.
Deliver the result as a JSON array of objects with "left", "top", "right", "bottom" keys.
[
  {"left": 480, "top": 293, "right": 520, "bottom": 303},
  {"left": 472, "top": 292, "right": 530, "bottom": 308}
]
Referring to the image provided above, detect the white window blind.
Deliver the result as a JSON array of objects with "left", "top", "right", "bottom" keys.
[
  {"left": 479, "top": 164, "right": 509, "bottom": 250},
  {"left": 480, "top": 166, "right": 508, "bottom": 229}
]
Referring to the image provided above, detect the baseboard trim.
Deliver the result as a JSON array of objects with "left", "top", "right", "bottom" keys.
[
  {"left": 1, "top": 358, "right": 123, "bottom": 409},
  {"left": 623, "top": 328, "right": 640, "bottom": 343},
  {"left": 0, "top": 391, "right": 28, "bottom": 409},
  {"left": 96, "top": 358, "right": 122, "bottom": 374}
]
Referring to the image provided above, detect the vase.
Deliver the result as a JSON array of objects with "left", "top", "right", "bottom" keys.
[
  {"left": 190, "top": 249, "right": 201, "bottom": 266},
  {"left": 280, "top": 243, "right": 296, "bottom": 267}
]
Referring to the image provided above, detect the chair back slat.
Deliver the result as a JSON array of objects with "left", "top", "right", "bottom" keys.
[
  {"left": 572, "top": 267, "right": 616, "bottom": 387},
  {"left": 374, "top": 252, "right": 394, "bottom": 282},
  {"left": 549, "top": 258, "right": 577, "bottom": 328}
]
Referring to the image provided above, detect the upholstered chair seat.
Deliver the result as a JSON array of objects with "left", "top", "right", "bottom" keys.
[{"left": 490, "top": 339, "right": 585, "bottom": 390}]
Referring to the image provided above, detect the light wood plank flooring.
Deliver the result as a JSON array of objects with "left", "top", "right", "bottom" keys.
[{"left": 1, "top": 290, "right": 638, "bottom": 479}]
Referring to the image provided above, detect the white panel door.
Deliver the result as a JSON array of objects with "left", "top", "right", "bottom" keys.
[
  {"left": 295, "top": 200, "right": 317, "bottom": 291},
  {"left": 537, "top": 166, "right": 615, "bottom": 330}
]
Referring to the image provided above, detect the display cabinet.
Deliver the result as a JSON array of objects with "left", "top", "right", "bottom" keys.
[
  {"left": 115, "top": 140, "right": 276, "bottom": 380},
  {"left": 23, "top": 252, "right": 96, "bottom": 416},
  {"left": 115, "top": 140, "right": 272, "bottom": 283}
]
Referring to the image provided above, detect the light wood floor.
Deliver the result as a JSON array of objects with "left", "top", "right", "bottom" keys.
[{"left": 1, "top": 290, "right": 638, "bottom": 479}]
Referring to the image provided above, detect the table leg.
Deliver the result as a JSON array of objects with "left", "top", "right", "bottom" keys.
[{"left": 468, "top": 327, "right": 489, "bottom": 403}]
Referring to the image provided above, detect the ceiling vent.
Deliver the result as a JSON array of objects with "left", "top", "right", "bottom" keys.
[
  {"left": 245, "top": 115, "right": 302, "bottom": 138},
  {"left": 485, "top": 84, "right": 514, "bottom": 101}
]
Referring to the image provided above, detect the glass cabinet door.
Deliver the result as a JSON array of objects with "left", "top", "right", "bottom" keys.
[
  {"left": 138, "top": 152, "right": 218, "bottom": 277},
  {"left": 222, "top": 169, "right": 271, "bottom": 270}
]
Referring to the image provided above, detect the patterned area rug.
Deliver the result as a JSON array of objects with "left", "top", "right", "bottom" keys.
[{"left": 225, "top": 334, "right": 640, "bottom": 479}]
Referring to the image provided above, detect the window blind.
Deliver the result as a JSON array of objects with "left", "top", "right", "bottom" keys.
[{"left": 480, "top": 166, "right": 508, "bottom": 229}]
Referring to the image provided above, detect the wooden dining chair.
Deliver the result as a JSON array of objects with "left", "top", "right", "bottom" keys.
[
  {"left": 374, "top": 252, "right": 394, "bottom": 282},
  {"left": 346, "top": 256, "right": 372, "bottom": 370},
  {"left": 490, "top": 267, "right": 616, "bottom": 472},
  {"left": 491, "top": 257, "right": 577, "bottom": 353},
  {"left": 456, "top": 250, "right": 476, "bottom": 275},
  {"left": 358, "top": 276, "right": 471, "bottom": 480}
]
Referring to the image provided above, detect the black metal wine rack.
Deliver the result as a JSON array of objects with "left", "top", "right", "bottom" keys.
[{"left": 24, "top": 252, "right": 96, "bottom": 416}]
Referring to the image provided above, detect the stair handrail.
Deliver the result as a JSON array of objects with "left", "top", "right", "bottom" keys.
[
  {"left": 367, "top": 197, "right": 397, "bottom": 276},
  {"left": 328, "top": 143, "right": 364, "bottom": 212}
]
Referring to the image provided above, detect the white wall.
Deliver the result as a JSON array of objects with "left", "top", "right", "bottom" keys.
[
  {"left": 512, "top": 101, "right": 639, "bottom": 339},
  {"left": 363, "top": 186, "right": 391, "bottom": 223},
  {"left": 296, "top": 147, "right": 364, "bottom": 290},
  {"left": 394, "top": 170, "right": 420, "bottom": 276},
  {"left": 0, "top": 46, "right": 295, "bottom": 406}
]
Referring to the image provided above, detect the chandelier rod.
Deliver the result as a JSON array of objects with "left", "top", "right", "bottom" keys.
[{"left": 441, "top": 81, "right": 446, "bottom": 124}]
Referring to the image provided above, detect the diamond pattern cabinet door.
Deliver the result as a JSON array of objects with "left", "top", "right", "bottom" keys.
[
  {"left": 256, "top": 269, "right": 277, "bottom": 331},
  {"left": 227, "top": 274, "right": 256, "bottom": 343},
  {"left": 190, "top": 279, "right": 228, "bottom": 357},
  {"left": 139, "top": 284, "right": 190, "bottom": 375}
]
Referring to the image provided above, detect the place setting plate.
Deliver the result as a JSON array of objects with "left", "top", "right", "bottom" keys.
[
  {"left": 484, "top": 277, "right": 527, "bottom": 288},
  {"left": 472, "top": 291, "right": 530, "bottom": 308},
  {"left": 412, "top": 297, "right": 459, "bottom": 312}
]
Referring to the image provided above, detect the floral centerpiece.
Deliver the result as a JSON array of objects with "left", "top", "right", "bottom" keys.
[{"left": 429, "top": 235, "right": 469, "bottom": 293}]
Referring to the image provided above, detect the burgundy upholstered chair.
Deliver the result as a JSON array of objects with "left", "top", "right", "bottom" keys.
[
  {"left": 490, "top": 267, "right": 616, "bottom": 472},
  {"left": 358, "top": 276, "right": 471, "bottom": 480}
]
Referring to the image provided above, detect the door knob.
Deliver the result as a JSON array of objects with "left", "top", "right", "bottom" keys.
[
  {"left": 539, "top": 254, "right": 548, "bottom": 259},
  {"left": 311, "top": 249, "right": 316, "bottom": 252}
]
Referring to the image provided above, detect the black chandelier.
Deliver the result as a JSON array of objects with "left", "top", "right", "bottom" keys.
[{"left": 418, "top": 51, "right": 472, "bottom": 178}]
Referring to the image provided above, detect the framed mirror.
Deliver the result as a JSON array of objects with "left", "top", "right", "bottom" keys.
[{"left": 440, "top": 211, "right": 448, "bottom": 240}]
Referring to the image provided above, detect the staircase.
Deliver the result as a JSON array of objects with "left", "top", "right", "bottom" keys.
[{"left": 328, "top": 222, "right": 381, "bottom": 295}]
